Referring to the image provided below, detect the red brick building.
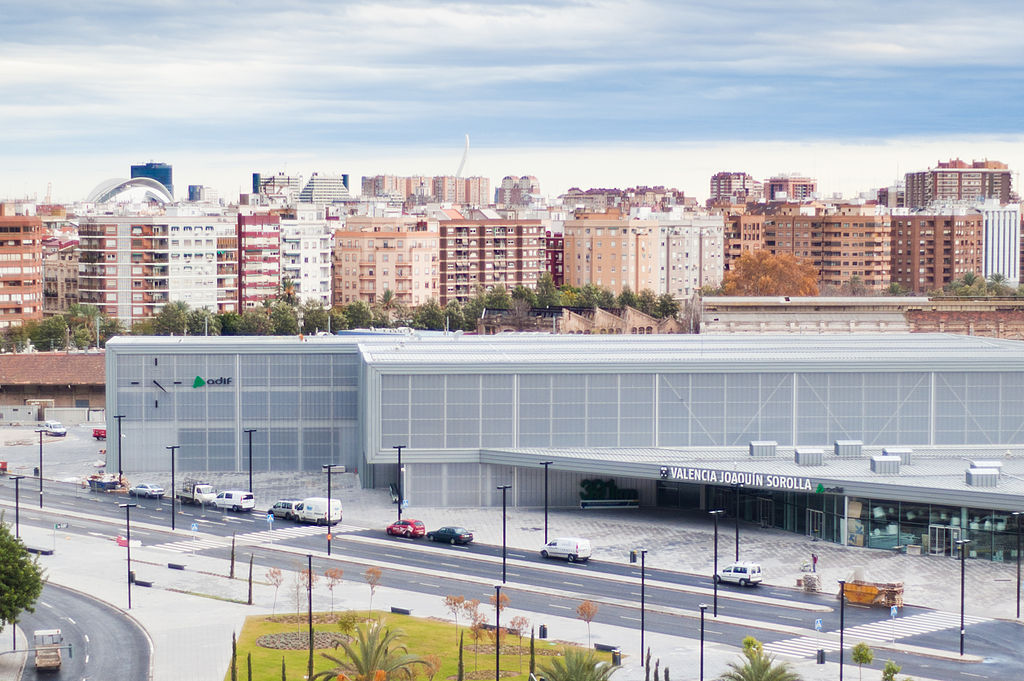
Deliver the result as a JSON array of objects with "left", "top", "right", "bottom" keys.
[
  {"left": 438, "top": 219, "right": 545, "bottom": 304},
  {"left": 890, "top": 211, "right": 984, "bottom": 293},
  {"left": 0, "top": 351, "right": 105, "bottom": 409},
  {"left": 545, "top": 231, "right": 564, "bottom": 286}
]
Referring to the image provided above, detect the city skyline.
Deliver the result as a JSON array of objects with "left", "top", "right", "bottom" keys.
[{"left": 2, "top": 1, "right": 1023, "bottom": 202}]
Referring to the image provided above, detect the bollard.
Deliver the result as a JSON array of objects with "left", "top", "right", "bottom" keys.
[
  {"left": 538, "top": 624, "right": 548, "bottom": 639},
  {"left": 611, "top": 650, "right": 621, "bottom": 665},
  {"left": 816, "top": 649, "right": 825, "bottom": 664}
]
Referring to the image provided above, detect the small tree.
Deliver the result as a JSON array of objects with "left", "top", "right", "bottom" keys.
[
  {"left": 230, "top": 631, "right": 238, "bottom": 681},
  {"left": 423, "top": 653, "right": 441, "bottom": 681},
  {"left": 324, "top": 568, "right": 344, "bottom": 613},
  {"left": 229, "top": 533, "right": 236, "bottom": 579},
  {"left": 881, "top": 660, "right": 902, "bottom": 681},
  {"left": 576, "top": 600, "right": 599, "bottom": 646},
  {"left": 466, "top": 604, "right": 487, "bottom": 670},
  {"left": 529, "top": 627, "right": 536, "bottom": 677},
  {"left": 852, "top": 642, "right": 874, "bottom": 681},
  {"left": 280, "top": 657, "right": 286, "bottom": 681},
  {"left": 457, "top": 632, "right": 465, "bottom": 681},
  {"left": 246, "top": 652, "right": 252, "bottom": 681},
  {"left": 0, "top": 515, "right": 45, "bottom": 633},
  {"left": 490, "top": 589, "right": 510, "bottom": 650},
  {"left": 266, "top": 567, "right": 283, "bottom": 615},
  {"left": 444, "top": 594, "right": 466, "bottom": 641},
  {"left": 508, "top": 615, "right": 530, "bottom": 671},
  {"left": 363, "top": 566, "right": 382, "bottom": 618},
  {"left": 247, "top": 554, "right": 254, "bottom": 605}
]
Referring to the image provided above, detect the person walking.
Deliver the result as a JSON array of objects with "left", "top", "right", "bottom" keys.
[{"left": 812, "top": 552, "right": 818, "bottom": 572}]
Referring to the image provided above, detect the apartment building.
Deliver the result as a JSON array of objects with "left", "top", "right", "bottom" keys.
[
  {"left": 361, "top": 175, "right": 431, "bottom": 203},
  {"left": 42, "top": 238, "right": 78, "bottom": 315},
  {"left": 438, "top": 218, "right": 545, "bottom": 304},
  {"left": 431, "top": 176, "right": 490, "bottom": 205},
  {"left": 280, "top": 218, "right": 333, "bottom": 306},
  {"left": 545, "top": 230, "right": 565, "bottom": 287},
  {"left": 764, "top": 203, "right": 891, "bottom": 290},
  {"left": 766, "top": 174, "right": 817, "bottom": 201},
  {"left": 563, "top": 210, "right": 658, "bottom": 294},
  {"left": 905, "top": 159, "right": 1013, "bottom": 208},
  {"left": 890, "top": 209, "right": 983, "bottom": 294},
  {"left": 299, "top": 173, "right": 351, "bottom": 203},
  {"left": 333, "top": 216, "right": 440, "bottom": 307},
  {"left": 709, "top": 171, "right": 763, "bottom": 204},
  {"left": 0, "top": 214, "right": 44, "bottom": 328},
  {"left": 976, "top": 199, "right": 1022, "bottom": 285},
  {"left": 652, "top": 212, "right": 725, "bottom": 297},
  {"left": 237, "top": 214, "right": 281, "bottom": 310},
  {"left": 723, "top": 212, "right": 766, "bottom": 271},
  {"left": 78, "top": 214, "right": 236, "bottom": 323},
  {"left": 497, "top": 176, "right": 541, "bottom": 208}
]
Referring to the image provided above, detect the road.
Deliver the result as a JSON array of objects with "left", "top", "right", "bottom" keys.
[
  {"left": 2, "top": 480, "right": 1020, "bottom": 681},
  {"left": 17, "top": 582, "right": 150, "bottom": 681}
]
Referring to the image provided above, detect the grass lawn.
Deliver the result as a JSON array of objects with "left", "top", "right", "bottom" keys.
[{"left": 225, "top": 609, "right": 615, "bottom": 681}]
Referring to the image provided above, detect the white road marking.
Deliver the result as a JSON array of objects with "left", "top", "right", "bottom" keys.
[
  {"left": 620, "top": 616, "right": 641, "bottom": 621},
  {"left": 41, "top": 601, "right": 52, "bottom": 608},
  {"left": 65, "top": 617, "right": 76, "bottom": 625},
  {"left": 550, "top": 604, "right": 571, "bottom": 610},
  {"left": 85, "top": 654, "right": 90, "bottom": 664},
  {"left": 563, "top": 581, "right": 584, "bottom": 586},
  {"left": 84, "top": 635, "right": 90, "bottom": 643}
]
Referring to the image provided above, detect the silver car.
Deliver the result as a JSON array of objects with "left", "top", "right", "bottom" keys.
[{"left": 129, "top": 483, "right": 165, "bottom": 499}]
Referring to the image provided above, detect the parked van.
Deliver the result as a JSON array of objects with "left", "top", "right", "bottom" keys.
[
  {"left": 540, "top": 537, "right": 593, "bottom": 563},
  {"left": 42, "top": 421, "right": 67, "bottom": 437},
  {"left": 715, "top": 561, "right": 763, "bottom": 586},
  {"left": 212, "top": 490, "right": 255, "bottom": 512},
  {"left": 296, "top": 497, "right": 342, "bottom": 525}
]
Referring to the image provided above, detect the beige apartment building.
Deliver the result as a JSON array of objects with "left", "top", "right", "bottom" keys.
[
  {"left": 438, "top": 218, "right": 545, "bottom": 305},
  {"left": 333, "top": 216, "right": 440, "bottom": 307},
  {"left": 0, "top": 214, "right": 44, "bottom": 329},
  {"left": 563, "top": 210, "right": 658, "bottom": 294},
  {"left": 43, "top": 238, "right": 79, "bottom": 315}
]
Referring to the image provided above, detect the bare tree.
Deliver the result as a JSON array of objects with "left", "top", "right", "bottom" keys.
[
  {"left": 266, "top": 567, "right": 283, "bottom": 616},
  {"left": 576, "top": 600, "right": 599, "bottom": 646},
  {"left": 444, "top": 595, "right": 466, "bottom": 641},
  {"left": 324, "top": 568, "right": 344, "bottom": 614},
  {"left": 508, "top": 615, "right": 530, "bottom": 672},
  {"left": 490, "top": 590, "right": 510, "bottom": 651},
  {"left": 363, "top": 566, "right": 382, "bottom": 618}
]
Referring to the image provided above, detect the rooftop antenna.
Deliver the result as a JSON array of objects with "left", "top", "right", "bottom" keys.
[{"left": 455, "top": 134, "right": 469, "bottom": 178}]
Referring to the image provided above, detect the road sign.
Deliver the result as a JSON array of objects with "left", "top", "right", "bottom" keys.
[
  {"left": 266, "top": 513, "right": 274, "bottom": 523},
  {"left": 54, "top": 522, "right": 68, "bottom": 529},
  {"left": 190, "top": 522, "right": 198, "bottom": 532},
  {"left": 814, "top": 618, "right": 822, "bottom": 632},
  {"left": 891, "top": 605, "right": 898, "bottom": 618}
]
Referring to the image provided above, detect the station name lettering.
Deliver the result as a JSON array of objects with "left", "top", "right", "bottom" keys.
[{"left": 664, "top": 466, "right": 813, "bottom": 491}]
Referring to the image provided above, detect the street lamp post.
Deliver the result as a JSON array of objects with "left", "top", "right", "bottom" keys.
[
  {"left": 34, "top": 428, "right": 44, "bottom": 508},
  {"left": 10, "top": 475, "right": 24, "bottom": 538},
  {"left": 323, "top": 463, "right": 343, "bottom": 555},
  {"left": 244, "top": 428, "right": 256, "bottom": 494},
  {"left": 119, "top": 503, "right": 137, "bottom": 609},
  {"left": 393, "top": 445, "right": 405, "bottom": 522},
  {"left": 698, "top": 603, "right": 710, "bottom": 681},
  {"left": 709, "top": 509, "right": 725, "bottom": 616},
  {"left": 957, "top": 538, "right": 971, "bottom": 655},
  {"left": 166, "top": 446, "right": 179, "bottom": 531},
  {"left": 630, "top": 548, "right": 648, "bottom": 666},
  {"left": 497, "top": 483, "right": 512, "bottom": 583},
  {"left": 838, "top": 579, "right": 846, "bottom": 681},
  {"left": 495, "top": 583, "right": 502, "bottom": 681},
  {"left": 734, "top": 482, "right": 744, "bottom": 561},
  {"left": 307, "top": 553, "right": 314, "bottom": 680},
  {"left": 1013, "top": 511, "right": 1022, "bottom": 619},
  {"left": 540, "top": 461, "right": 553, "bottom": 544},
  {"left": 113, "top": 414, "right": 126, "bottom": 478}
]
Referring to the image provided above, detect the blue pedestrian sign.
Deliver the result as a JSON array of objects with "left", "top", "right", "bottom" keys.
[
  {"left": 890, "top": 605, "right": 898, "bottom": 618},
  {"left": 814, "top": 618, "right": 822, "bottom": 632},
  {"left": 190, "top": 522, "right": 198, "bottom": 532},
  {"left": 266, "top": 513, "right": 274, "bottom": 524}
]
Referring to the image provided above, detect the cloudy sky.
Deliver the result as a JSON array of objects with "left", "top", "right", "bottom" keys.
[{"left": 2, "top": 0, "right": 1023, "bottom": 202}]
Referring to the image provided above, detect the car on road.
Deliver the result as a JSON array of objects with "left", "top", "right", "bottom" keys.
[
  {"left": 41, "top": 421, "right": 67, "bottom": 436},
  {"left": 426, "top": 526, "right": 474, "bottom": 545},
  {"left": 715, "top": 561, "right": 763, "bottom": 586},
  {"left": 386, "top": 519, "right": 426, "bottom": 538},
  {"left": 212, "top": 490, "right": 255, "bottom": 512},
  {"left": 128, "top": 483, "right": 164, "bottom": 499},
  {"left": 270, "top": 498, "right": 303, "bottom": 521},
  {"left": 540, "top": 537, "right": 593, "bottom": 563}
]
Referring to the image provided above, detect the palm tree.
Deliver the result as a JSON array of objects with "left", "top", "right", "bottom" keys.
[
  {"left": 717, "top": 644, "right": 802, "bottom": 681},
  {"left": 313, "top": 620, "right": 426, "bottom": 681},
  {"left": 538, "top": 648, "right": 619, "bottom": 681}
]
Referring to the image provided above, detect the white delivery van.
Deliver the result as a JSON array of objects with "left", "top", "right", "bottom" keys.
[
  {"left": 715, "top": 561, "right": 763, "bottom": 586},
  {"left": 212, "top": 490, "right": 255, "bottom": 512},
  {"left": 540, "top": 537, "right": 593, "bottom": 563},
  {"left": 296, "top": 497, "right": 342, "bottom": 525}
]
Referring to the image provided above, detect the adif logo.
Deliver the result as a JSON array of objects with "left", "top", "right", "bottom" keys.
[{"left": 193, "top": 376, "right": 232, "bottom": 388}]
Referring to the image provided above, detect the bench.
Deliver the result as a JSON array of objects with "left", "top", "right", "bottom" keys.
[
  {"left": 25, "top": 546, "right": 55, "bottom": 555},
  {"left": 168, "top": 563, "right": 187, "bottom": 570},
  {"left": 390, "top": 606, "right": 412, "bottom": 615},
  {"left": 134, "top": 579, "right": 154, "bottom": 588},
  {"left": 580, "top": 499, "right": 639, "bottom": 510},
  {"left": 593, "top": 643, "right": 619, "bottom": 652}
]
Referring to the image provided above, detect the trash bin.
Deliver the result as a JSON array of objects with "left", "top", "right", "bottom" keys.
[
  {"left": 34, "top": 467, "right": 39, "bottom": 476},
  {"left": 538, "top": 624, "right": 548, "bottom": 639},
  {"left": 816, "top": 649, "right": 825, "bottom": 664},
  {"left": 129, "top": 570, "right": 136, "bottom": 584},
  {"left": 611, "top": 650, "right": 622, "bottom": 665}
]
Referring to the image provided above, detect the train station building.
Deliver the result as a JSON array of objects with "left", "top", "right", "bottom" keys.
[{"left": 105, "top": 332, "right": 1024, "bottom": 562}]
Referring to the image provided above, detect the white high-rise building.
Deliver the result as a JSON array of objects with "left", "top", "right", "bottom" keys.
[
  {"left": 976, "top": 199, "right": 1021, "bottom": 285},
  {"left": 638, "top": 208, "right": 724, "bottom": 297},
  {"left": 299, "top": 173, "right": 351, "bottom": 203},
  {"left": 280, "top": 218, "right": 333, "bottom": 307}
]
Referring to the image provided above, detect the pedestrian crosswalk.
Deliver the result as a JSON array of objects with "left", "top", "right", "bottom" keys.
[
  {"left": 764, "top": 611, "right": 991, "bottom": 659},
  {"left": 152, "top": 524, "right": 362, "bottom": 554}
]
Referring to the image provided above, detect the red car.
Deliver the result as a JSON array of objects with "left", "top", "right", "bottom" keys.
[{"left": 386, "top": 519, "right": 426, "bottom": 538}]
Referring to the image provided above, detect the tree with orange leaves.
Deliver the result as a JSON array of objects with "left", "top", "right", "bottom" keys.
[{"left": 721, "top": 251, "right": 819, "bottom": 296}]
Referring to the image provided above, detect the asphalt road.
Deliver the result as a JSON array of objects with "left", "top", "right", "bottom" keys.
[
  {"left": 3, "top": 481, "right": 1020, "bottom": 681},
  {"left": 17, "top": 582, "right": 150, "bottom": 681}
]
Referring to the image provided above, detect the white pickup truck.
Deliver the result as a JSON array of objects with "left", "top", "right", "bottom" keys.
[{"left": 34, "top": 629, "right": 63, "bottom": 670}]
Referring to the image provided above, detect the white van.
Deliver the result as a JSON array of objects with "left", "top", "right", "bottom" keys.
[
  {"left": 42, "top": 421, "right": 67, "bottom": 437},
  {"left": 296, "top": 497, "right": 342, "bottom": 525},
  {"left": 715, "top": 561, "right": 763, "bottom": 586},
  {"left": 540, "top": 537, "right": 593, "bottom": 563},
  {"left": 212, "top": 490, "right": 255, "bottom": 512}
]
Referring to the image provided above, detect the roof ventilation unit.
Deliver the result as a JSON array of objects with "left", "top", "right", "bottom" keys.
[
  {"left": 749, "top": 441, "right": 777, "bottom": 458},
  {"left": 794, "top": 447, "right": 824, "bottom": 466},
  {"left": 870, "top": 455, "right": 901, "bottom": 475},
  {"left": 969, "top": 460, "right": 1002, "bottom": 471},
  {"left": 965, "top": 468, "right": 999, "bottom": 487},
  {"left": 883, "top": 447, "right": 912, "bottom": 465},
  {"left": 834, "top": 440, "right": 863, "bottom": 458}
]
